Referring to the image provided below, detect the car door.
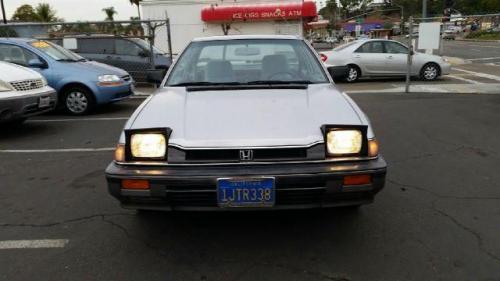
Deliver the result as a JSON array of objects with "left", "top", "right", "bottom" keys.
[
  {"left": 0, "top": 43, "right": 53, "bottom": 82},
  {"left": 114, "top": 39, "right": 150, "bottom": 80},
  {"left": 77, "top": 38, "right": 115, "bottom": 65},
  {"left": 352, "top": 41, "right": 386, "bottom": 75},
  {"left": 383, "top": 41, "right": 409, "bottom": 74}
]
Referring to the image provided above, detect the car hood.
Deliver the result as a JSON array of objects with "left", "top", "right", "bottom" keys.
[
  {"left": 60, "top": 60, "right": 129, "bottom": 76},
  {"left": 125, "top": 84, "right": 367, "bottom": 148},
  {"left": 0, "top": 61, "right": 42, "bottom": 82}
]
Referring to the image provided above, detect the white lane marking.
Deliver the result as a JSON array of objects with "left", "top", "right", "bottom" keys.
[
  {"left": 468, "top": 45, "right": 500, "bottom": 49},
  {"left": 0, "top": 239, "right": 69, "bottom": 250},
  {"left": 468, "top": 57, "right": 500, "bottom": 61},
  {"left": 454, "top": 68, "right": 500, "bottom": 82},
  {"left": 447, "top": 75, "right": 482, "bottom": 84},
  {"left": 0, "top": 148, "right": 115, "bottom": 153},
  {"left": 28, "top": 117, "right": 129, "bottom": 122}
]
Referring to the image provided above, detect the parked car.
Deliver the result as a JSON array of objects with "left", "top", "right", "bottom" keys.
[
  {"left": 105, "top": 35, "right": 387, "bottom": 212},
  {"left": 320, "top": 39, "right": 451, "bottom": 82},
  {"left": 0, "top": 61, "right": 57, "bottom": 124},
  {"left": 53, "top": 36, "right": 172, "bottom": 82},
  {"left": 442, "top": 30, "right": 457, "bottom": 40},
  {"left": 0, "top": 38, "right": 134, "bottom": 115}
]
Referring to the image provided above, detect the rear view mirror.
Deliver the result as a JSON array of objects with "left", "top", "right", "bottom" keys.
[
  {"left": 327, "top": 66, "right": 349, "bottom": 81},
  {"left": 146, "top": 70, "right": 165, "bottom": 85},
  {"left": 139, "top": 50, "right": 150, "bottom": 57},
  {"left": 28, "top": 58, "right": 47, "bottom": 69}
]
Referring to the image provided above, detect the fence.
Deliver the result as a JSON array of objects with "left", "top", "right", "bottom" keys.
[
  {"left": 0, "top": 19, "right": 173, "bottom": 84},
  {"left": 403, "top": 13, "right": 499, "bottom": 92}
]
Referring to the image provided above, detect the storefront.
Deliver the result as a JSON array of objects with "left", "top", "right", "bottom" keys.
[{"left": 141, "top": 0, "right": 318, "bottom": 54}]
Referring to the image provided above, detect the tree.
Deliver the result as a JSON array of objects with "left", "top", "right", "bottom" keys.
[
  {"left": 103, "top": 7, "right": 117, "bottom": 21},
  {"left": 34, "top": 3, "right": 59, "bottom": 22},
  {"left": 129, "top": 0, "right": 142, "bottom": 19},
  {"left": 11, "top": 4, "right": 38, "bottom": 21}
]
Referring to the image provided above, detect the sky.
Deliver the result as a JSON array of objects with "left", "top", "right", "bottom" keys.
[{"left": 3, "top": 0, "right": 138, "bottom": 21}]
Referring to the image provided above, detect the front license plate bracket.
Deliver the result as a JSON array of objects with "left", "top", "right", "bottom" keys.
[{"left": 217, "top": 177, "right": 275, "bottom": 208}]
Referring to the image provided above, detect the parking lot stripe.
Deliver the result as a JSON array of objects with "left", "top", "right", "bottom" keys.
[
  {"left": 0, "top": 148, "right": 115, "bottom": 153},
  {"left": 0, "top": 239, "right": 69, "bottom": 250},
  {"left": 454, "top": 68, "right": 500, "bottom": 82},
  {"left": 468, "top": 57, "right": 500, "bottom": 61},
  {"left": 447, "top": 75, "right": 482, "bottom": 84},
  {"left": 28, "top": 117, "right": 129, "bottom": 122}
]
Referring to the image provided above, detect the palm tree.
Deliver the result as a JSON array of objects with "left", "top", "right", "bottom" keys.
[
  {"left": 129, "top": 0, "right": 142, "bottom": 19},
  {"left": 35, "top": 3, "right": 59, "bottom": 22},
  {"left": 102, "top": 7, "right": 117, "bottom": 21}
]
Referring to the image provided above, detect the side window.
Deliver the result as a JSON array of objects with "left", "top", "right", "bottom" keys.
[
  {"left": 384, "top": 42, "right": 408, "bottom": 54},
  {"left": 355, "top": 42, "right": 384, "bottom": 53},
  {"left": 0, "top": 44, "right": 30, "bottom": 66},
  {"left": 78, "top": 38, "right": 114, "bottom": 54},
  {"left": 115, "top": 39, "right": 143, "bottom": 56}
]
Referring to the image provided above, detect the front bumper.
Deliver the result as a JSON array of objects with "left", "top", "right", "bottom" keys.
[
  {"left": 105, "top": 157, "right": 387, "bottom": 211},
  {"left": 94, "top": 82, "right": 134, "bottom": 104},
  {"left": 0, "top": 88, "right": 57, "bottom": 123}
]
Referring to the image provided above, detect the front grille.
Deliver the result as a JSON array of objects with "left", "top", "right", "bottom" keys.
[
  {"left": 184, "top": 148, "right": 308, "bottom": 162},
  {"left": 10, "top": 79, "right": 44, "bottom": 91}
]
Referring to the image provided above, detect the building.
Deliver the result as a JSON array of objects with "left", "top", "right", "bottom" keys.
[{"left": 141, "top": 0, "right": 319, "bottom": 54}]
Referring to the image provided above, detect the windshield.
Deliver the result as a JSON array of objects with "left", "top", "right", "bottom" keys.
[
  {"left": 166, "top": 39, "right": 329, "bottom": 86},
  {"left": 30, "top": 40, "right": 85, "bottom": 62},
  {"left": 130, "top": 38, "right": 165, "bottom": 54}
]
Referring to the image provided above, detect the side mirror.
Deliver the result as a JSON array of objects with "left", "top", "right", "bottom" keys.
[
  {"left": 146, "top": 69, "right": 165, "bottom": 85},
  {"left": 138, "top": 50, "right": 150, "bottom": 58},
  {"left": 410, "top": 50, "right": 415, "bottom": 56},
  {"left": 327, "top": 66, "right": 349, "bottom": 81},
  {"left": 28, "top": 58, "right": 47, "bottom": 69}
]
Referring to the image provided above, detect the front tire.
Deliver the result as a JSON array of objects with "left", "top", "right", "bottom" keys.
[
  {"left": 62, "top": 86, "right": 95, "bottom": 115},
  {"left": 345, "top": 65, "right": 360, "bottom": 83},
  {"left": 420, "top": 63, "right": 440, "bottom": 81}
]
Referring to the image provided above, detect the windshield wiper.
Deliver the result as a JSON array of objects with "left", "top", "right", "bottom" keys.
[
  {"left": 56, "top": 59, "right": 78, "bottom": 62},
  {"left": 169, "top": 82, "right": 242, "bottom": 87},
  {"left": 246, "top": 80, "right": 315, "bottom": 85}
]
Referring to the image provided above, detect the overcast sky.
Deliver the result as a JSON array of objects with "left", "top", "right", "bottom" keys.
[{"left": 3, "top": 0, "right": 138, "bottom": 21}]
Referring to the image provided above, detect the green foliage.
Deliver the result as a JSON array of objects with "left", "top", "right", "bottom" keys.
[
  {"left": 466, "top": 30, "right": 500, "bottom": 40},
  {"left": 391, "top": 0, "right": 499, "bottom": 18},
  {"left": 0, "top": 26, "right": 17, "bottom": 37},
  {"left": 103, "top": 7, "right": 117, "bottom": 21},
  {"left": 11, "top": 3, "right": 60, "bottom": 22}
]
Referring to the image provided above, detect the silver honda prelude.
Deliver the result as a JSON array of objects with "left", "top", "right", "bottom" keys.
[{"left": 105, "top": 35, "right": 387, "bottom": 211}]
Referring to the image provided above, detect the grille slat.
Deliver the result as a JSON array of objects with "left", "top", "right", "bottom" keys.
[
  {"left": 184, "top": 148, "right": 308, "bottom": 162},
  {"left": 10, "top": 79, "right": 44, "bottom": 91}
]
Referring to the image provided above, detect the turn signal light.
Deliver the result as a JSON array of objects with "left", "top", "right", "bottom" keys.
[
  {"left": 368, "top": 139, "right": 379, "bottom": 157},
  {"left": 343, "top": 175, "right": 371, "bottom": 186},
  {"left": 122, "top": 179, "right": 150, "bottom": 190},
  {"left": 114, "top": 144, "right": 125, "bottom": 162}
]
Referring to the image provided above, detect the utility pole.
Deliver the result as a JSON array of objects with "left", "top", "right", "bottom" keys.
[
  {"left": 1, "top": 0, "right": 7, "bottom": 24},
  {"left": 422, "top": 0, "right": 427, "bottom": 19}
]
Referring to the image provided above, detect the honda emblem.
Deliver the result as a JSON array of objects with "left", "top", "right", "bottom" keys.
[{"left": 239, "top": 150, "right": 254, "bottom": 161}]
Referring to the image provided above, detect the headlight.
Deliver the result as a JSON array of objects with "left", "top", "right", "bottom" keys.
[
  {"left": 0, "top": 80, "right": 14, "bottom": 92},
  {"left": 130, "top": 133, "right": 167, "bottom": 158},
  {"left": 326, "top": 130, "right": 363, "bottom": 155},
  {"left": 98, "top": 75, "right": 121, "bottom": 82}
]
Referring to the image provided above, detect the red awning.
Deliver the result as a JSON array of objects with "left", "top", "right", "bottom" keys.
[{"left": 201, "top": 1, "right": 317, "bottom": 22}]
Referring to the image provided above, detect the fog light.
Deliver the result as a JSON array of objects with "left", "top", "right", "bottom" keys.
[
  {"left": 122, "top": 179, "right": 150, "bottom": 190},
  {"left": 343, "top": 175, "right": 371, "bottom": 186}
]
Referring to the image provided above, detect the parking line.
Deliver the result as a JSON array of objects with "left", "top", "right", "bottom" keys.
[
  {"left": 454, "top": 68, "right": 500, "bottom": 82},
  {"left": 447, "top": 75, "right": 482, "bottom": 85},
  {"left": 468, "top": 57, "right": 500, "bottom": 61},
  {"left": 28, "top": 117, "right": 129, "bottom": 122},
  {"left": 0, "top": 239, "right": 69, "bottom": 250},
  {"left": 0, "top": 148, "right": 115, "bottom": 153}
]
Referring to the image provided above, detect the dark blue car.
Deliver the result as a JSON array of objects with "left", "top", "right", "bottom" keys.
[{"left": 0, "top": 38, "right": 134, "bottom": 115}]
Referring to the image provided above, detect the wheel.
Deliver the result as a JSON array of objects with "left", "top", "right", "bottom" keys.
[
  {"left": 420, "top": 63, "right": 440, "bottom": 81},
  {"left": 62, "top": 86, "right": 95, "bottom": 115},
  {"left": 345, "top": 65, "right": 360, "bottom": 83}
]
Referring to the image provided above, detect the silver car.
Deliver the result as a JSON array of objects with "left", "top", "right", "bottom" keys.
[
  {"left": 321, "top": 39, "right": 451, "bottom": 82},
  {"left": 105, "top": 35, "right": 387, "bottom": 212}
]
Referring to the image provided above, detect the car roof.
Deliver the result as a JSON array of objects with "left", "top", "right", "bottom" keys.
[{"left": 192, "top": 35, "right": 302, "bottom": 42}]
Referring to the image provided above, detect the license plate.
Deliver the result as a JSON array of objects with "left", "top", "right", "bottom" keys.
[
  {"left": 217, "top": 177, "right": 275, "bottom": 208},
  {"left": 38, "top": 96, "right": 51, "bottom": 108}
]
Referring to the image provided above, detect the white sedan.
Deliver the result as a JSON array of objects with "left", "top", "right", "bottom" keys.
[
  {"left": 105, "top": 35, "right": 387, "bottom": 211},
  {"left": 0, "top": 61, "right": 57, "bottom": 125},
  {"left": 320, "top": 39, "right": 451, "bottom": 82}
]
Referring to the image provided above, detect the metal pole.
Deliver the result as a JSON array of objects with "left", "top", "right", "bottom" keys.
[
  {"left": 165, "top": 14, "right": 173, "bottom": 63},
  {"left": 422, "top": 0, "right": 427, "bottom": 19},
  {"left": 405, "top": 16, "right": 413, "bottom": 93},
  {"left": 1, "top": 0, "right": 7, "bottom": 24},
  {"left": 147, "top": 23, "right": 155, "bottom": 70}
]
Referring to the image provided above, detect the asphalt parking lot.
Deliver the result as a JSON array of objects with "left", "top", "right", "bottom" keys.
[{"left": 1, "top": 92, "right": 499, "bottom": 280}]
